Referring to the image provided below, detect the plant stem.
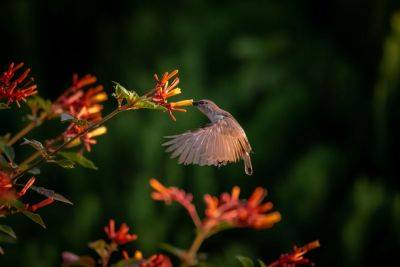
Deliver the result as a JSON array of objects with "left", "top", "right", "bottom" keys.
[
  {"left": 182, "top": 230, "right": 207, "bottom": 267},
  {"left": 19, "top": 151, "right": 41, "bottom": 167},
  {"left": 12, "top": 108, "right": 122, "bottom": 181},
  {"left": 7, "top": 112, "right": 48, "bottom": 146}
]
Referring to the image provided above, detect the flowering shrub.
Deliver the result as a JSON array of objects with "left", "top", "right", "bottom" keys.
[{"left": 0, "top": 61, "right": 319, "bottom": 265}]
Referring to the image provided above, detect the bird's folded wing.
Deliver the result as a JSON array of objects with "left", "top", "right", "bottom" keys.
[{"left": 163, "top": 118, "right": 249, "bottom": 166}]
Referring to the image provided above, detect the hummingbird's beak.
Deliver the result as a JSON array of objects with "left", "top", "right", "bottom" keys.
[{"left": 193, "top": 101, "right": 200, "bottom": 106}]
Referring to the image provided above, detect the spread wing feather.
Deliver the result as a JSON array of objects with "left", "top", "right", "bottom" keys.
[{"left": 162, "top": 117, "right": 251, "bottom": 166}]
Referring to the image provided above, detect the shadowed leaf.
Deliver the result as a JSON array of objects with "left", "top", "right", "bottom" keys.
[
  {"left": 237, "top": 256, "right": 254, "bottom": 267},
  {"left": 21, "top": 211, "right": 46, "bottom": 229},
  {"left": 0, "top": 225, "right": 16, "bottom": 239},
  {"left": 28, "top": 185, "right": 73, "bottom": 205}
]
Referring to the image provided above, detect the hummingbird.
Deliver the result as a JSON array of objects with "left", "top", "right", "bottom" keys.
[{"left": 162, "top": 99, "right": 253, "bottom": 175}]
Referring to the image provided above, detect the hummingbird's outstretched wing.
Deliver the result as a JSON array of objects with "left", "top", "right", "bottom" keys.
[{"left": 162, "top": 117, "right": 251, "bottom": 168}]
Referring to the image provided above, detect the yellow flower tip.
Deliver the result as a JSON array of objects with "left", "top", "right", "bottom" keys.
[
  {"left": 134, "top": 250, "right": 143, "bottom": 261},
  {"left": 306, "top": 240, "right": 321, "bottom": 250},
  {"left": 169, "top": 69, "right": 179, "bottom": 78},
  {"left": 166, "top": 88, "right": 182, "bottom": 98},
  {"left": 232, "top": 186, "right": 241, "bottom": 200},
  {"left": 93, "top": 92, "right": 108, "bottom": 102},
  {"left": 149, "top": 178, "right": 167, "bottom": 193},
  {"left": 170, "top": 99, "right": 193, "bottom": 108},
  {"left": 87, "top": 105, "right": 103, "bottom": 114},
  {"left": 172, "top": 108, "right": 187, "bottom": 113},
  {"left": 269, "top": 211, "right": 282, "bottom": 224},
  {"left": 66, "top": 138, "right": 81, "bottom": 148},
  {"left": 87, "top": 126, "right": 107, "bottom": 138}
]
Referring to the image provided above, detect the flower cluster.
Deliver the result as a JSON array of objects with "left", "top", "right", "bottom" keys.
[
  {"left": 104, "top": 219, "right": 137, "bottom": 245},
  {"left": 0, "top": 62, "right": 37, "bottom": 107},
  {"left": 203, "top": 186, "right": 281, "bottom": 231},
  {"left": 53, "top": 74, "right": 108, "bottom": 151},
  {"left": 150, "top": 70, "right": 193, "bottom": 121},
  {"left": 62, "top": 219, "right": 172, "bottom": 267},
  {"left": 267, "top": 240, "right": 320, "bottom": 267},
  {"left": 149, "top": 179, "right": 281, "bottom": 234},
  {"left": 0, "top": 173, "right": 54, "bottom": 215}
]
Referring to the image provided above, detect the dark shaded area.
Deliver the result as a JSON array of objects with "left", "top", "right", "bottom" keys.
[{"left": 1, "top": 0, "right": 400, "bottom": 266}]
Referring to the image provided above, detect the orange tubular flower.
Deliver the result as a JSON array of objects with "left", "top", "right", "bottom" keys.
[
  {"left": 104, "top": 219, "right": 138, "bottom": 245},
  {"left": 150, "top": 178, "right": 201, "bottom": 227},
  {"left": 1, "top": 175, "right": 55, "bottom": 213},
  {"left": 0, "top": 62, "right": 37, "bottom": 107},
  {"left": 150, "top": 70, "right": 193, "bottom": 121},
  {"left": 139, "top": 254, "right": 173, "bottom": 267},
  {"left": 0, "top": 171, "right": 16, "bottom": 200},
  {"left": 203, "top": 186, "right": 281, "bottom": 231},
  {"left": 150, "top": 179, "right": 281, "bottom": 233},
  {"left": 53, "top": 74, "right": 108, "bottom": 151},
  {"left": 267, "top": 240, "right": 320, "bottom": 267}
]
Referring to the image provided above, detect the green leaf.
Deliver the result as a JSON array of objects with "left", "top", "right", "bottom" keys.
[
  {"left": 28, "top": 167, "right": 41, "bottom": 175},
  {"left": 26, "top": 96, "right": 52, "bottom": 113},
  {"left": 135, "top": 99, "right": 168, "bottom": 111},
  {"left": 0, "top": 103, "right": 10, "bottom": 109},
  {"left": 112, "top": 82, "right": 139, "bottom": 105},
  {"left": 237, "top": 256, "right": 254, "bottom": 267},
  {"left": 21, "top": 138, "right": 45, "bottom": 152},
  {"left": 257, "top": 259, "right": 266, "bottom": 267},
  {"left": 48, "top": 159, "right": 75, "bottom": 169},
  {"left": 88, "top": 239, "right": 114, "bottom": 259},
  {"left": 0, "top": 225, "right": 16, "bottom": 239},
  {"left": 0, "top": 233, "right": 16, "bottom": 244},
  {"left": 21, "top": 211, "right": 46, "bottom": 229},
  {"left": 0, "top": 142, "right": 15, "bottom": 162},
  {"left": 60, "top": 152, "right": 98, "bottom": 170},
  {"left": 28, "top": 185, "right": 73, "bottom": 205},
  {"left": 60, "top": 113, "right": 89, "bottom": 126}
]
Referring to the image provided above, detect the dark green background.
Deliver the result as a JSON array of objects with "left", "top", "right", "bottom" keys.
[{"left": 1, "top": 0, "right": 400, "bottom": 266}]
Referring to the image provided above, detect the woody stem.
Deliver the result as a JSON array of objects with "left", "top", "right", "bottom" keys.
[
  {"left": 12, "top": 108, "right": 122, "bottom": 181},
  {"left": 7, "top": 112, "right": 48, "bottom": 146},
  {"left": 19, "top": 151, "right": 41, "bottom": 167}
]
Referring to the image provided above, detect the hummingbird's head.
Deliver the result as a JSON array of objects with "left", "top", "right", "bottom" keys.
[{"left": 193, "top": 99, "right": 225, "bottom": 121}]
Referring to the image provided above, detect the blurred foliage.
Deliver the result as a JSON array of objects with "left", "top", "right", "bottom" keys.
[{"left": 1, "top": 0, "right": 400, "bottom": 266}]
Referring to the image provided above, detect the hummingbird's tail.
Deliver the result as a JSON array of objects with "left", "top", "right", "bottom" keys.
[{"left": 243, "top": 153, "right": 253, "bottom": 175}]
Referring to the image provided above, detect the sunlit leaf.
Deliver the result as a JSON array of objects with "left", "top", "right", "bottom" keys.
[
  {"left": 88, "top": 239, "right": 111, "bottom": 259},
  {"left": 112, "top": 82, "right": 139, "bottom": 106},
  {"left": 237, "top": 256, "right": 254, "bottom": 267},
  {"left": 48, "top": 159, "right": 75, "bottom": 169},
  {"left": 135, "top": 99, "right": 168, "bottom": 111},
  {"left": 0, "top": 246, "right": 3, "bottom": 255},
  {"left": 60, "top": 152, "right": 98, "bottom": 170},
  {"left": 0, "top": 225, "right": 16, "bottom": 239},
  {"left": 26, "top": 96, "right": 52, "bottom": 113}
]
